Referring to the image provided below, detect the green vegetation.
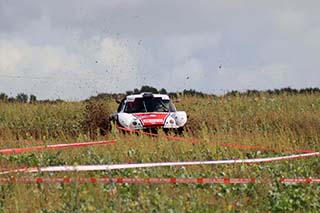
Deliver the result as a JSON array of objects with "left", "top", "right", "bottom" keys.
[{"left": 0, "top": 92, "right": 319, "bottom": 211}]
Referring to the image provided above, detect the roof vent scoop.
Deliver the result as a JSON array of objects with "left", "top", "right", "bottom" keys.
[{"left": 142, "top": 92, "right": 154, "bottom": 98}]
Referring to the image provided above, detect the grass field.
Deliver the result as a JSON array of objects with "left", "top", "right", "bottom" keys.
[{"left": 0, "top": 93, "right": 319, "bottom": 211}]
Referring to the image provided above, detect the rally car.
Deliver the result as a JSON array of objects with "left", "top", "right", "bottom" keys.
[{"left": 110, "top": 92, "right": 187, "bottom": 134}]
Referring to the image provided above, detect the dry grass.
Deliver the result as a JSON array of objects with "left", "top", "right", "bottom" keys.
[{"left": 0, "top": 93, "right": 319, "bottom": 211}]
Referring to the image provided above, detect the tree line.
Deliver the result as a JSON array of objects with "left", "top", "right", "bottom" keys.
[
  {"left": 88, "top": 86, "right": 320, "bottom": 101},
  {"left": 1, "top": 86, "right": 320, "bottom": 103},
  {"left": 0, "top": 93, "right": 37, "bottom": 103},
  {"left": 0, "top": 92, "right": 64, "bottom": 103},
  {"left": 224, "top": 87, "right": 320, "bottom": 97}
]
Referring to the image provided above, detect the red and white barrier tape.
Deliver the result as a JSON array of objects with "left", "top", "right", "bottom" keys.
[
  {"left": 0, "top": 177, "right": 319, "bottom": 184},
  {"left": 1, "top": 152, "right": 318, "bottom": 175},
  {"left": 280, "top": 178, "right": 320, "bottom": 183},
  {"left": 0, "top": 140, "right": 117, "bottom": 155},
  {"left": 117, "top": 126, "right": 317, "bottom": 154}
]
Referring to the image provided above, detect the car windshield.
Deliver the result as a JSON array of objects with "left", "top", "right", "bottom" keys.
[{"left": 124, "top": 97, "right": 176, "bottom": 113}]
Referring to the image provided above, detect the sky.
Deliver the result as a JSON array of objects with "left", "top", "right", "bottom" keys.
[{"left": 0, "top": 0, "right": 319, "bottom": 100}]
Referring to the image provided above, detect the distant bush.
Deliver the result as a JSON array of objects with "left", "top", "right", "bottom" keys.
[
  {"left": 29, "top": 94, "right": 37, "bottom": 103},
  {"left": 87, "top": 93, "right": 122, "bottom": 101},
  {"left": 16, "top": 93, "right": 28, "bottom": 103},
  {"left": 0, "top": 93, "right": 8, "bottom": 102},
  {"left": 182, "top": 89, "right": 208, "bottom": 97},
  {"left": 225, "top": 87, "right": 320, "bottom": 97}
]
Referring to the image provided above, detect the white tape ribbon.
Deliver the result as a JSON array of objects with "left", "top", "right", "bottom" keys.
[{"left": 1, "top": 152, "right": 319, "bottom": 175}]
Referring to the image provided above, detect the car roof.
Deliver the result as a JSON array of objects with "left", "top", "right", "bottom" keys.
[{"left": 125, "top": 93, "right": 170, "bottom": 101}]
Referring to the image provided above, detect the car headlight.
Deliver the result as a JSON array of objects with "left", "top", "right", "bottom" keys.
[
  {"left": 130, "top": 119, "right": 142, "bottom": 128},
  {"left": 164, "top": 116, "right": 176, "bottom": 127}
]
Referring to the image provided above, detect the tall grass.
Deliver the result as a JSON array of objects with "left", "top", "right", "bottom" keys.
[
  {"left": 0, "top": 93, "right": 319, "bottom": 211},
  {"left": 0, "top": 102, "right": 84, "bottom": 141}
]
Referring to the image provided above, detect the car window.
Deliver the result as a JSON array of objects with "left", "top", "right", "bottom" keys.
[
  {"left": 117, "top": 99, "right": 125, "bottom": 112},
  {"left": 124, "top": 98, "right": 176, "bottom": 113}
]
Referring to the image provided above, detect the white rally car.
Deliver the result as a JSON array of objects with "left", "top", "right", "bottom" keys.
[{"left": 110, "top": 93, "right": 187, "bottom": 134}]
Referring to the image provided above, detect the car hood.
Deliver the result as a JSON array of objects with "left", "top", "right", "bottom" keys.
[{"left": 133, "top": 112, "right": 169, "bottom": 126}]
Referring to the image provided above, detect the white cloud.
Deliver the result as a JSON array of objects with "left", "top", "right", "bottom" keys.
[
  {"left": 164, "top": 33, "right": 222, "bottom": 62},
  {"left": 258, "top": 63, "right": 291, "bottom": 83},
  {"left": 0, "top": 39, "right": 81, "bottom": 77},
  {"left": 0, "top": 36, "right": 153, "bottom": 99},
  {"left": 0, "top": 38, "right": 86, "bottom": 99},
  {"left": 305, "top": 28, "right": 320, "bottom": 48},
  {"left": 0, "top": 40, "right": 23, "bottom": 74},
  {"left": 95, "top": 37, "right": 156, "bottom": 92},
  {"left": 274, "top": 8, "right": 307, "bottom": 33},
  {"left": 174, "top": 58, "right": 205, "bottom": 81},
  {"left": 97, "top": 38, "right": 137, "bottom": 79},
  {"left": 1, "top": 1, "right": 320, "bottom": 99}
]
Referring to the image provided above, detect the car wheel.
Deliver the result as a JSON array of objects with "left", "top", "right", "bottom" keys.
[{"left": 175, "top": 127, "right": 184, "bottom": 136}]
